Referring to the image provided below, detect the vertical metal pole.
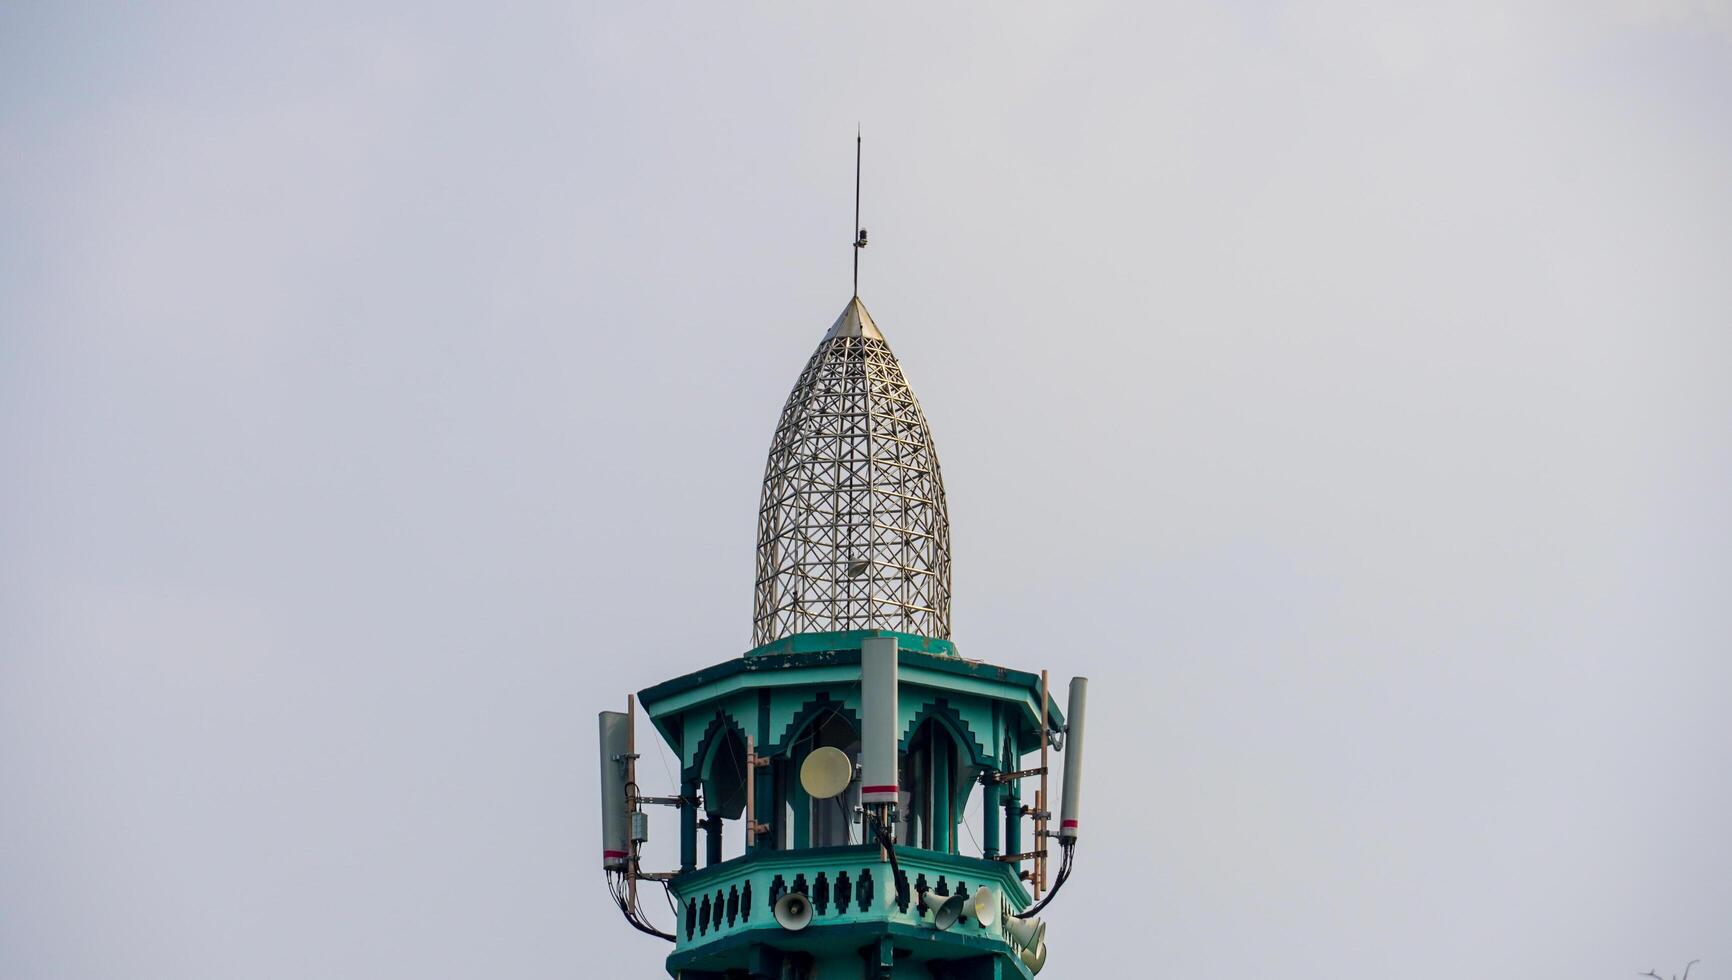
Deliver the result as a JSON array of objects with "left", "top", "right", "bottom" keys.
[
  {"left": 853, "top": 130, "right": 862, "bottom": 297},
  {"left": 744, "top": 735, "right": 773, "bottom": 850},
  {"left": 746, "top": 735, "right": 758, "bottom": 847},
  {"left": 1002, "top": 733, "right": 1022, "bottom": 868},
  {"left": 755, "top": 695, "right": 775, "bottom": 852},
  {"left": 1037, "top": 670, "right": 1049, "bottom": 897},
  {"left": 627, "top": 694, "right": 638, "bottom": 909},
  {"left": 982, "top": 775, "right": 1001, "bottom": 858}
]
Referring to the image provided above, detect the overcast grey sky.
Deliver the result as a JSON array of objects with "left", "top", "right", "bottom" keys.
[{"left": 3, "top": 3, "right": 1730, "bottom": 978}]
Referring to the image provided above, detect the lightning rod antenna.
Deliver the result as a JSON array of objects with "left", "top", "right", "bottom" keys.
[{"left": 853, "top": 128, "right": 865, "bottom": 298}]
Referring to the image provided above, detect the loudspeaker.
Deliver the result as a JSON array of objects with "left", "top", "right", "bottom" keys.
[
  {"left": 1019, "top": 941, "right": 1047, "bottom": 975},
  {"left": 1006, "top": 914, "right": 1046, "bottom": 950},
  {"left": 773, "top": 891, "right": 812, "bottom": 931},
  {"left": 968, "top": 885, "right": 997, "bottom": 929},
  {"left": 920, "top": 890, "right": 967, "bottom": 931},
  {"left": 799, "top": 746, "right": 854, "bottom": 800}
]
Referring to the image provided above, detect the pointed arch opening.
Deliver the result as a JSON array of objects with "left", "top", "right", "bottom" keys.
[
  {"left": 900, "top": 712, "right": 983, "bottom": 855},
  {"left": 779, "top": 705, "right": 861, "bottom": 849}
]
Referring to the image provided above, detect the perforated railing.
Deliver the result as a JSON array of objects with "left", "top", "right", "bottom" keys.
[{"left": 667, "top": 845, "right": 1027, "bottom": 953}]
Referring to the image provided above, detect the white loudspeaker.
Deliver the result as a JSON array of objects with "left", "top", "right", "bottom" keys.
[
  {"left": 1020, "top": 941, "right": 1047, "bottom": 975},
  {"left": 773, "top": 892, "right": 813, "bottom": 931},
  {"left": 968, "top": 886, "right": 997, "bottom": 929},
  {"left": 1006, "top": 915, "right": 1046, "bottom": 950},
  {"left": 920, "top": 890, "right": 967, "bottom": 931},
  {"left": 799, "top": 746, "right": 854, "bottom": 800}
]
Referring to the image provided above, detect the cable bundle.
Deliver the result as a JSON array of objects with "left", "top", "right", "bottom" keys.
[
  {"left": 605, "top": 867, "right": 676, "bottom": 942},
  {"left": 1014, "top": 840, "right": 1075, "bottom": 919}
]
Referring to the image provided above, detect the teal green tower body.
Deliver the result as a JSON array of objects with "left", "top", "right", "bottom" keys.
[{"left": 599, "top": 298, "right": 1086, "bottom": 979}]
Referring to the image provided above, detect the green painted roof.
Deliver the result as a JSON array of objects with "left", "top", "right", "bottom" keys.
[
  {"left": 746, "top": 629, "right": 958, "bottom": 659},
  {"left": 637, "top": 631, "right": 1063, "bottom": 731}
]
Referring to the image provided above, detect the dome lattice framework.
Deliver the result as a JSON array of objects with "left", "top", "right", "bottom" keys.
[{"left": 753, "top": 298, "right": 951, "bottom": 646}]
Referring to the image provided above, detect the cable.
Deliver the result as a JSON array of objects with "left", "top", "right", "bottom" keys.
[
  {"left": 629, "top": 870, "right": 675, "bottom": 941},
  {"left": 869, "top": 812, "right": 904, "bottom": 891},
  {"left": 651, "top": 721, "right": 679, "bottom": 795},
  {"left": 960, "top": 795, "right": 983, "bottom": 857},
  {"left": 606, "top": 869, "right": 676, "bottom": 942},
  {"left": 660, "top": 878, "right": 678, "bottom": 915},
  {"left": 1013, "top": 840, "right": 1074, "bottom": 918}
]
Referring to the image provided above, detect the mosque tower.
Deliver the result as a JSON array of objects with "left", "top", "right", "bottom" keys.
[{"left": 598, "top": 143, "right": 1089, "bottom": 979}]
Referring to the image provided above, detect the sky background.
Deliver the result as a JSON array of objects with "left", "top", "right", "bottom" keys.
[{"left": 3, "top": 3, "right": 1730, "bottom": 978}]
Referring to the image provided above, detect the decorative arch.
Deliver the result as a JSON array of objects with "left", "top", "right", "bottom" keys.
[
  {"left": 769, "top": 693, "right": 861, "bottom": 757},
  {"left": 684, "top": 710, "right": 751, "bottom": 781},
  {"left": 687, "top": 709, "right": 751, "bottom": 819},
  {"left": 899, "top": 697, "right": 990, "bottom": 768}
]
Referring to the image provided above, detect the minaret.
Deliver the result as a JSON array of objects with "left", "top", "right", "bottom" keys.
[{"left": 598, "top": 157, "right": 1089, "bottom": 980}]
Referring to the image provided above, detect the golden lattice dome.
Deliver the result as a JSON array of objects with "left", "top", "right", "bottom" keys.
[{"left": 752, "top": 297, "right": 952, "bottom": 646}]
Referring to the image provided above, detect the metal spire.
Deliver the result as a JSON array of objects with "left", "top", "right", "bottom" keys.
[
  {"left": 753, "top": 299, "right": 950, "bottom": 644},
  {"left": 852, "top": 129, "right": 866, "bottom": 297}
]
